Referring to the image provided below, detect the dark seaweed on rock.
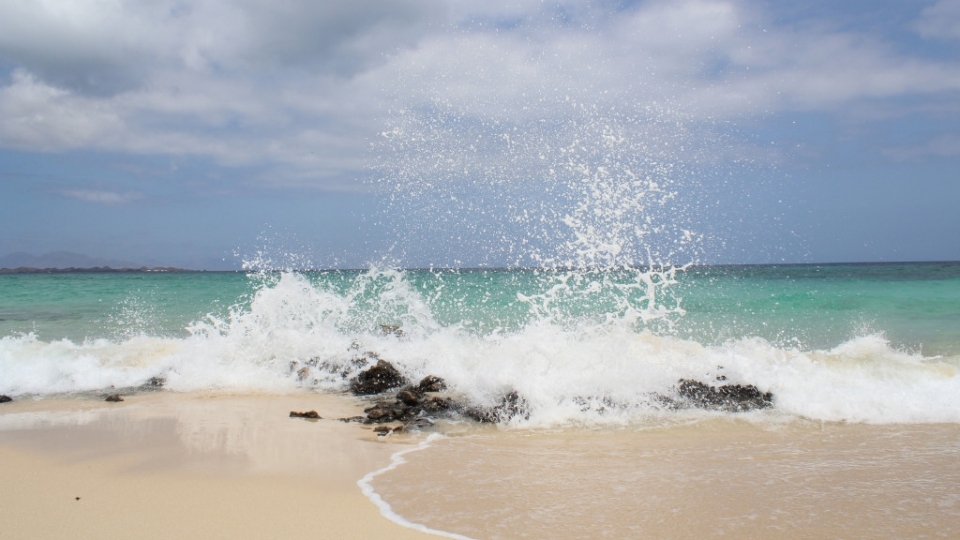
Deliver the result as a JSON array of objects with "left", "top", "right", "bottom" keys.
[{"left": 669, "top": 379, "right": 773, "bottom": 412}]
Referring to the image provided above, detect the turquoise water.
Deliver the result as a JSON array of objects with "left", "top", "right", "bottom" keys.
[
  {"left": 3, "top": 263, "right": 958, "bottom": 354},
  {"left": 0, "top": 272, "right": 255, "bottom": 342},
  {"left": 1, "top": 263, "right": 959, "bottom": 424},
  {"left": 677, "top": 262, "right": 960, "bottom": 355}
]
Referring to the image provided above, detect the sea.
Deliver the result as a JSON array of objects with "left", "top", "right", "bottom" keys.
[
  {"left": 2, "top": 263, "right": 960, "bottom": 538},
  {"left": 1, "top": 263, "right": 959, "bottom": 424}
]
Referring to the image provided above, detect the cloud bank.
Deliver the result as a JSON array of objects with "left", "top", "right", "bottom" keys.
[{"left": 1, "top": 0, "right": 959, "bottom": 190}]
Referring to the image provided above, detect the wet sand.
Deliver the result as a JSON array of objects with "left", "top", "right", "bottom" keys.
[
  {"left": 374, "top": 419, "right": 960, "bottom": 539},
  {"left": 4, "top": 394, "right": 959, "bottom": 540},
  {"left": 0, "top": 392, "right": 437, "bottom": 540}
]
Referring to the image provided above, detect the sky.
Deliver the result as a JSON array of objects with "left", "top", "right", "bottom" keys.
[{"left": 1, "top": 0, "right": 959, "bottom": 269}]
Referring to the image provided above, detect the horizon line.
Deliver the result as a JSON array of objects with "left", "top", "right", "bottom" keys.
[{"left": 3, "top": 260, "right": 960, "bottom": 274}]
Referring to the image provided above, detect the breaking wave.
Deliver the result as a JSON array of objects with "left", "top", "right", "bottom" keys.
[{"left": 2, "top": 268, "right": 958, "bottom": 425}]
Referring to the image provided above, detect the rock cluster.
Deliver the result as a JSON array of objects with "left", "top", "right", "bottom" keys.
[
  {"left": 297, "top": 350, "right": 776, "bottom": 435},
  {"left": 338, "top": 359, "right": 541, "bottom": 436},
  {"left": 669, "top": 379, "right": 773, "bottom": 412},
  {"left": 343, "top": 369, "right": 461, "bottom": 428}
]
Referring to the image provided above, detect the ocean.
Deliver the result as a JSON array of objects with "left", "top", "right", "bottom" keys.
[
  {"left": 2, "top": 263, "right": 960, "bottom": 538},
  {"left": 2, "top": 262, "right": 959, "bottom": 424}
]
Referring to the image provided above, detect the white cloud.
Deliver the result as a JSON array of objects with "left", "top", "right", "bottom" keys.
[
  {"left": 0, "top": 0, "right": 443, "bottom": 93},
  {"left": 0, "top": 69, "right": 124, "bottom": 149},
  {"left": 0, "top": 0, "right": 959, "bottom": 190},
  {"left": 916, "top": 0, "right": 960, "bottom": 40},
  {"left": 384, "top": 1, "right": 960, "bottom": 122}
]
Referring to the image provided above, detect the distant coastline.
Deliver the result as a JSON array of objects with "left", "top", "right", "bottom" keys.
[
  {"left": 0, "top": 266, "right": 198, "bottom": 274},
  {"left": 0, "top": 251, "right": 202, "bottom": 273}
]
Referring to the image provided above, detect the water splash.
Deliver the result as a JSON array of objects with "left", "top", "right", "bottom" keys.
[
  {"left": 373, "top": 100, "right": 713, "bottom": 269},
  {"left": 2, "top": 269, "right": 959, "bottom": 424}
]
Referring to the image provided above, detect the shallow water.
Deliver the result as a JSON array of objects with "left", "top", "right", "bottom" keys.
[{"left": 374, "top": 421, "right": 960, "bottom": 539}]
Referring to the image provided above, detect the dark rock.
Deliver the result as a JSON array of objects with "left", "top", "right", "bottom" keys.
[
  {"left": 417, "top": 375, "right": 447, "bottom": 393},
  {"left": 289, "top": 410, "right": 321, "bottom": 419},
  {"left": 373, "top": 425, "right": 405, "bottom": 436},
  {"left": 338, "top": 416, "right": 366, "bottom": 423},
  {"left": 350, "top": 360, "right": 408, "bottom": 395},
  {"left": 364, "top": 402, "right": 395, "bottom": 420},
  {"left": 317, "top": 356, "right": 367, "bottom": 379},
  {"left": 0, "top": 395, "right": 12, "bottom": 403},
  {"left": 136, "top": 376, "right": 166, "bottom": 392},
  {"left": 363, "top": 401, "right": 417, "bottom": 424},
  {"left": 571, "top": 395, "right": 626, "bottom": 415},
  {"left": 380, "top": 325, "right": 405, "bottom": 337},
  {"left": 407, "top": 417, "right": 435, "bottom": 428},
  {"left": 397, "top": 389, "right": 422, "bottom": 406},
  {"left": 674, "top": 379, "right": 773, "bottom": 412},
  {"left": 464, "top": 391, "right": 529, "bottom": 423},
  {"left": 296, "top": 367, "right": 311, "bottom": 381},
  {"left": 104, "top": 394, "right": 124, "bottom": 402},
  {"left": 421, "top": 396, "right": 458, "bottom": 414}
]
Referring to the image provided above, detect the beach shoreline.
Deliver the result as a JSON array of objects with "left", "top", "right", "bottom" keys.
[
  {"left": 0, "top": 392, "right": 439, "bottom": 540},
  {"left": 373, "top": 419, "right": 960, "bottom": 539},
  {"left": 3, "top": 391, "right": 960, "bottom": 539}
]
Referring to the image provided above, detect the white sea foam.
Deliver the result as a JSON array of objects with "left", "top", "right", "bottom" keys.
[{"left": 1, "top": 270, "right": 958, "bottom": 425}]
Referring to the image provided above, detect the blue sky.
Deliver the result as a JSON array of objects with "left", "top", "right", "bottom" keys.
[{"left": 1, "top": 0, "right": 959, "bottom": 269}]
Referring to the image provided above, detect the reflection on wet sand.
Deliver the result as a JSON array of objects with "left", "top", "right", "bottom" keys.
[{"left": 0, "top": 393, "right": 437, "bottom": 540}]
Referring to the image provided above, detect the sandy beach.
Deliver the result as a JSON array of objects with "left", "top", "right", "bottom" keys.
[
  {"left": 374, "top": 420, "right": 960, "bottom": 539},
  {"left": 3, "top": 392, "right": 960, "bottom": 539},
  {"left": 0, "top": 392, "right": 436, "bottom": 540}
]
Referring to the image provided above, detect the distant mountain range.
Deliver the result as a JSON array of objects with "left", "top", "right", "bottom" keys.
[{"left": 0, "top": 251, "right": 147, "bottom": 270}]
